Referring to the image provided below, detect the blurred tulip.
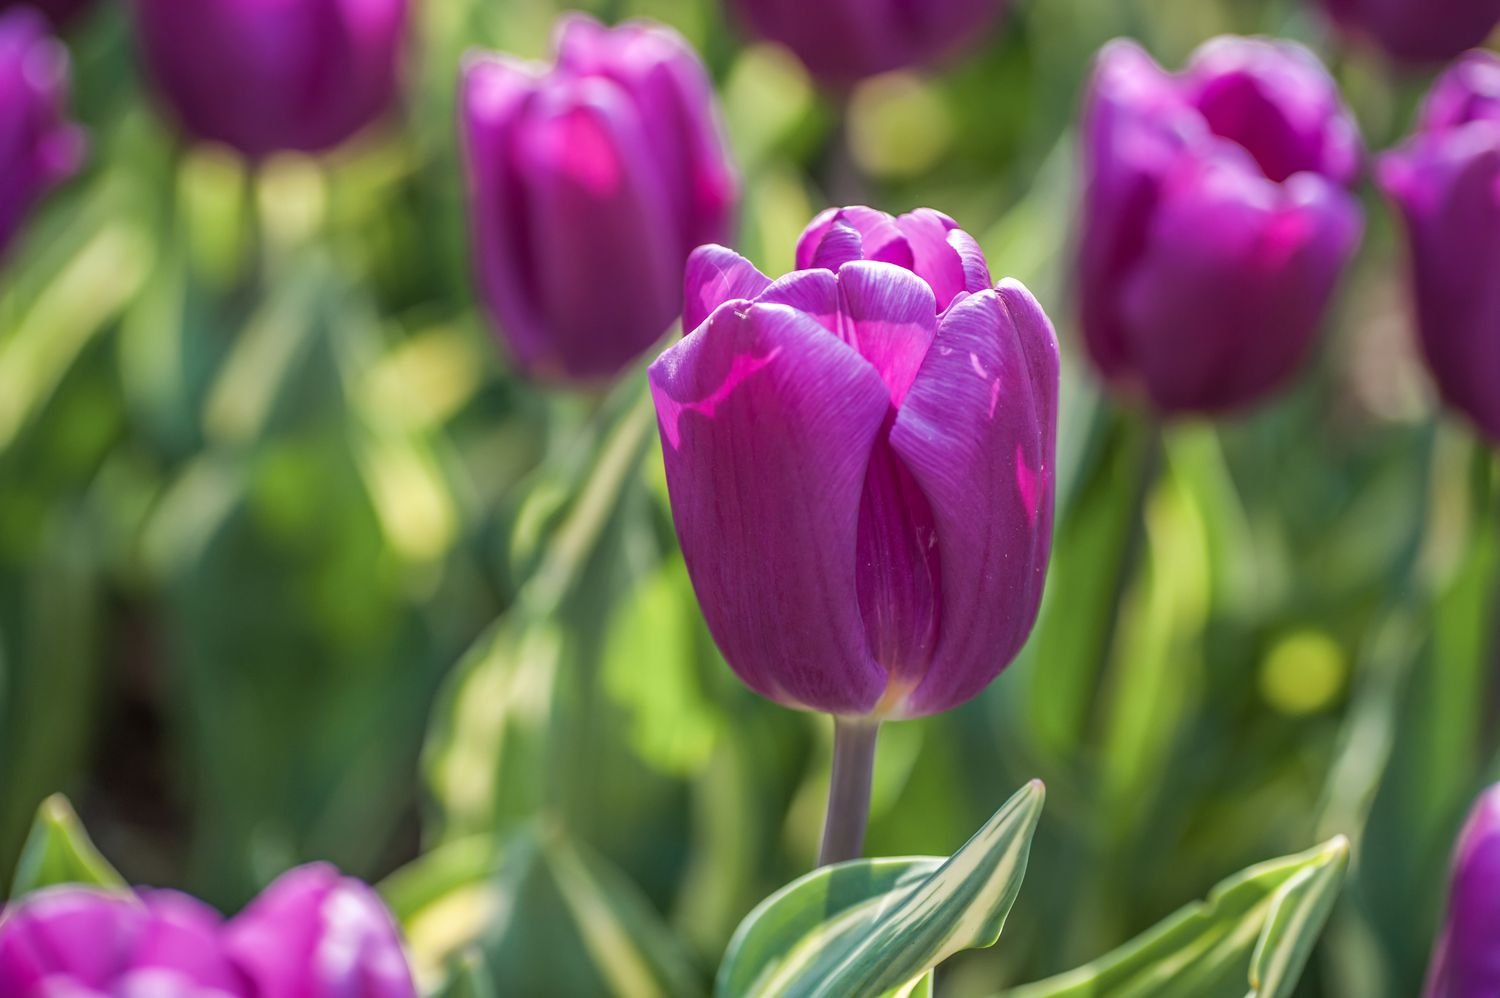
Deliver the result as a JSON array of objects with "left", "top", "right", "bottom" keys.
[
  {"left": 1078, "top": 37, "right": 1363, "bottom": 415},
  {"left": 0, "top": 8, "right": 82, "bottom": 260},
  {"left": 461, "top": 14, "right": 738, "bottom": 382},
  {"left": 0, "top": 886, "right": 249, "bottom": 995},
  {"left": 132, "top": 0, "right": 408, "bottom": 158},
  {"left": 1316, "top": 0, "right": 1500, "bottom": 65},
  {"left": 0, "top": 0, "right": 94, "bottom": 28},
  {"left": 724, "top": 0, "right": 1007, "bottom": 85},
  {"left": 1379, "top": 51, "right": 1500, "bottom": 444},
  {"left": 1426, "top": 784, "right": 1500, "bottom": 997},
  {"left": 223, "top": 863, "right": 416, "bottom": 998},
  {"left": 654, "top": 206, "right": 1057, "bottom": 718}
]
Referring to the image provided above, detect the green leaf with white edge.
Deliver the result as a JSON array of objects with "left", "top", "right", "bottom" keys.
[
  {"left": 1007, "top": 835, "right": 1351, "bottom": 998},
  {"left": 10, "top": 795, "right": 126, "bottom": 898},
  {"left": 719, "top": 779, "right": 1045, "bottom": 997}
]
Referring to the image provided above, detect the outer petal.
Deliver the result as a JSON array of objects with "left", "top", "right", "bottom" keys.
[
  {"left": 893, "top": 208, "right": 991, "bottom": 306},
  {"left": 224, "top": 863, "right": 416, "bottom": 998},
  {"left": 650, "top": 301, "right": 890, "bottom": 714},
  {"left": 1119, "top": 158, "right": 1360, "bottom": 413},
  {"left": 507, "top": 76, "right": 681, "bottom": 378},
  {"left": 888, "top": 281, "right": 1057, "bottom": 717},
  {"left": 1380, "top": 131, "right": 1500, "bottom": 442},
  {"left": 1416, "top": 50, "right": 1500, "bottom": 133},
  {"left": 1431, "top": 786, "right": 1500, "bottom": 995},
  {"left": 683, "top": 244, "right": 770, "bottom": 333}
]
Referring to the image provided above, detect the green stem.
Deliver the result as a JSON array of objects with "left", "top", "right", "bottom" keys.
[{"left": 818, "top": 718, "right": 880, "bottom": 867}]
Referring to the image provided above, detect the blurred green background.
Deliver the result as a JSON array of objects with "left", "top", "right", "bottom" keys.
[{"left": 1, "top": 0, "right": 1495, "bottom": 993}]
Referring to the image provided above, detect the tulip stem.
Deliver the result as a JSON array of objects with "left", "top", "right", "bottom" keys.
[{"left": 819, "top": 718, "right": 880, "bottom": 867}]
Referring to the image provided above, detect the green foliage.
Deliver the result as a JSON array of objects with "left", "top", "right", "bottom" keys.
[
  {"left": 720, "top": 782, "right": 1043, "bottom": 996},
  {"left": 10, "top": 795, "right": 125, "bottom": 896},
  {"left": 1009, "top": 837, "right": 1349, "bottom": 998}
]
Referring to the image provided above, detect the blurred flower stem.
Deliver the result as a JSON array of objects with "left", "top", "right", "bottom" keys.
[
  {"left": 819, "top": 718, "right": 880, "bottom": 866},
  {"left": 819, "top": 94, "right": 870, "bottom": 207}
]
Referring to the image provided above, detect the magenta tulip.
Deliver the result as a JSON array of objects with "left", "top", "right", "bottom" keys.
[
  {"left": 1379, "top": 51, "right": 1500, "bottom": 444},
  {"left": 0, "top": 8, "right": 82, "bottom": 260},
  {"left": 0, "top": 886, "right": 249, "bottom": 995},
  {"left": 1426, "top": 785, "right": 1500, "bottom": 996},
  {"left": 724, "top": 0, "right": 1008, "bottom": 85},
  {"left": 223, "top": 863, "right": 416, "bottom": 998},
  {"left": 1317, "top": 0, "right": 1500, "bottom": 65},
  {"left": 132, "top": 0, "right": 408, "bottom": 158},
  {"left": 0, "top": 0, "right": 94, "bottom": 28},
  {"left": 655, "top": 206, "right": 1057, "bottom": 718},
  {"left": 461, "top": 14, "right": 739, "bottom": 382},
  {"left": 1078, "top": 37, "right": 1363, "bottom": 415}
]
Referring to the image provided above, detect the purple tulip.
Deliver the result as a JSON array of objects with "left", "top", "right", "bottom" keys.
[
  {"left": 724, "top": 0, "right": 1007, "bottom": 85},
  {"left": 461, "top": 14, "right": 739, "bottom": 382},
  {"left": 223, "top": 863, "right": 417, "bottom": 998},
  {"left": 1426, "top": 785, "right": 1500, "bottom": 996},
  {"left": 0, "top": 8, "right": 82, "bottom": 260},
  {"left": 1317, "top": 0, "right": 1500, "bottom": 65},
  {"left": 1078, "top": 37, "right": 1363, "bottom": 415},
  {"left": 1379, "top": 51, "right": 1500, "bottom": 444},
  {"left": 0, "top": 0, "right": 95, "bottom": 28},
  {"left": 0, "top": 886, "right": 250, "bottom": 995},
  {"left": 132, "top": 0, "right": 408, "bottom": 159},
  {"left": 654, "top": 206, "right": 1057, "bottom": 718}
]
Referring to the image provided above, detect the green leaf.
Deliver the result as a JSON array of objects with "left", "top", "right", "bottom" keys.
[
  {"left": 400, "top": 826, "right": 703, "bottom": 998},
  {"left": 718, "top": 780, "right": 1045, "bottom": 997},
  {"left": 1007, "top": 836, "right": 1350, "bottom": 998},
  {"left": 10, "top": 794, "right": 125, "bottom": 897}
]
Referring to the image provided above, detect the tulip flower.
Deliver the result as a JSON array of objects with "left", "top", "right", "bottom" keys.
[
  {"left": 723, "top": 0, "right": 1008, "bottom": 85},
  {"left": 1379, "top": 51, "right": 1500, "bottom": 444},
  {"left": 1425, "top": 784, "right": 1500, "bottom": 996},
  {"left": 1078, "top": 37, "right": 1363, "bottom": 415},
  {"left": 0, "top": 8, "right": 82, "bottom": 260},
  {"left": 657, "top": 206, "right": 1056, "bottom": 861},
  {"left": 131, "top": 0, "right": 408, "bottom": 159},
  {"left": 461, "top": 14, "right": 738, "bottom": 382},
  {"left": 0, "top": 886, "right": 249, "bottom": 995},
  {"left": 1316, "top": 0, "right": 1500, "bottom": 65},
  {"left": 223, "top": 863, "right": 417, "bottom": 998}
]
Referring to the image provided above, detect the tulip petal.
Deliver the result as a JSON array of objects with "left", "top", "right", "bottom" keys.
[
  {"left": 650, "top": 302, "right": 890, "bottom": 714},
  {"left": 683, "top": 244, "right": 770, "bottom": 332},
  {"left": 894, "top": 208, "right": 992, "bottom": 306},
  {"left": 832, "top": 261, "right": 939, "bottom": 406},
  {"left": 889, "top": 282, "right": 1057, "bottom": 717}
]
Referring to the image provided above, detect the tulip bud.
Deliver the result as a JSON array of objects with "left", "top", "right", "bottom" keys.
[
  {"left": 1379, "top": 51, "right": 1500, "bottom": 444},
  {"left": 461, "top": 14, "right": 738, "bottom": 382},
  {"left": 1426, "top": 785, "right": 1500, "bottom": 996},
  {"left": 1078, "top": 37, "right": 1363, "bottom": 415},
  {"left": 0, "top": 0, "right": 94, "bottom": 29},
  {"left": 1316, "top": 0, "right": 1500, "bottom": 65},
  {"left": 655, "top": 206, "right": 1057, "bottom": 718},
  {"left": 0, "top": 8, "right": 82, "bottom": 260},
  {"left": 223, "top": 863, "right": 416, "bottom": 998},
  {"left": 131, "top": 0, "right": 408, "bottom": 159},
  {"left": 724, "top": 0, "right": 1007, "bottom": 85},
  {"left": 0, "top": 886, "right": 248, "bottom": 995}
]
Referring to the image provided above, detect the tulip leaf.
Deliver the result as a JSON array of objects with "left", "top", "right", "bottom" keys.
[
  {"left": 9, "top": 794, "right": 125, "bottom": 898},
  {"left": 1006, "top": 836, "right": 1350, "bottom": 998},
  {"left": 718, "top": 780, "right": 1044, "bottom": 996}
]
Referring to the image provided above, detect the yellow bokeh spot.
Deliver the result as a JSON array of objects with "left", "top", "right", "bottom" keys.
[
  {"left": 1260, "top": 630, "right": 1347, "bottom": 716},
  {"left": 848, "top": 73, "right": 954, "bottom": 181}
]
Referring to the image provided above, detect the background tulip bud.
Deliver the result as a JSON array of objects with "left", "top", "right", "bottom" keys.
[
  {"left": 1425, "top": 785, "right": 1500, "bottom": 997},
  {"left": 654, "top": 207, "right": 1057, "bottom": 719},
  {"left": 724, "top": 0, "right": 1007, "bottom": 85},
  {"left": 131, "top": 0, "right": 408, "bottom": 159},
  {"left": 1078, "top": 37, "right": 1363, "bottom": 416},
  {"left": 461, "top": 14, "right": 739, "bottom": 382},
  {"left": 1315, "top": 0, "right": 1500, "bottom": 65},
  {"left": 1379, "top": 52, "right": 1500, "bottom": 445},
  {"left": 223, "top": 863, "right": 416, "bottom": 998},
  {"left": 0, "top": 8, "right": 82, "bottom": 260},
  {"left": 0, "top": 887, "right": 248, "bottom": 995},
  {"left": 0, "top": 0, "right": 94, "bottom": 28}
]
